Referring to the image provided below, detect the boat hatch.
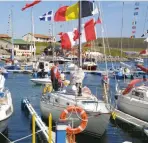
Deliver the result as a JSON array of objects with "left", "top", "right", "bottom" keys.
[{"left": 132, "top": 90, "right": 144, "bottom": 99}]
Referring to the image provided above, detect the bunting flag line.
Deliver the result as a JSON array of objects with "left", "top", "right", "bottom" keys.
[
  {"left": 134, "top": 12, "right": 138, "bottom": 15},
  {"left": 135, "top": 2, "right": 140, "bottom": 6},
  {"left": 132, "top": 26, "right": 136, "bottom": 29},
  {"left": 131, "top": 1, "right": 140, "bottom": 38},
  {"left": 132, "top": 31, "right": 136, "bottom": 33},
  {"left": 141, "top": 30, "right": 148, "bottom": 37},
  {"left": 39, "top": 11, "right": 53, "bottom": 21},
  {"left": 22, "top": 0, "right": 41, "bottom": 11},
  {"left": 132, "top": 21, "right": 137, "bottom": 25},
  {"left": 54, "top": 1, "right": 98, "bottom": 21},
  {"left": 135, "top": 7, "right": 139, "bottom": 10}
]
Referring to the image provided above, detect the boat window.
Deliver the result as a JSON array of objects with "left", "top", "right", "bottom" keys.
[
  {"left": 45, "top": 63, "right": 48, "bottom": 66},
  {"left": 134, "top": 91, "right": 144, "bottom": 98},
  {"left": 132, "top": 91, "right": 135, "bottom": 95},
  {"left": 39, "top": 62, "right": 44, "bottom": 69},
  {"left": 81, "top": 101, "right": 98, "bottom": 104}
]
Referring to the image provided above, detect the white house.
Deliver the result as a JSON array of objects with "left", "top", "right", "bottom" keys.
[
  {"left": 22, "top": 33, "right": 55, "bottom": 43},
  {"left": 0, "top": 39, "right": 36, "bottom": 56}
]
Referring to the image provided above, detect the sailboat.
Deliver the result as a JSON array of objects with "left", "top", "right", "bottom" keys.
[
  {"left": 115, "top": 78, "right": 148, "bottom": 122},
  {"left": 4, "top": 9, "right": 21, "bottom": 71},
  {"left": 0, "top": 72, "right": 13, "bottom": 132},
  {"left": 40, "top": 1, "right": 112, "bottom": 137}
]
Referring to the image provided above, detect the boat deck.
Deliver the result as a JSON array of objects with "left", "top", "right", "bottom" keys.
[{"left": 114, "top": 109, "right": 148, "bottom": 135}]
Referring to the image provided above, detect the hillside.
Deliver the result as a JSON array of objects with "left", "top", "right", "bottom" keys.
[
  {"left": 95, "top": 38, "right": 147, "bottom": 49},
  {"left": 35, "top": 38, "right": 147, "bottom": 58}
]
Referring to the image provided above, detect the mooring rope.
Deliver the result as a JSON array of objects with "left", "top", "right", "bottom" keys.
[
  {"left": 0, "top": 131, "right": 12, "bottom": 142},
  {"left": 11, "top": 129, "right": 42, "bottom": 143}
]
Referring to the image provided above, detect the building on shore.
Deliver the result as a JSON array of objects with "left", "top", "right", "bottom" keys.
[
  {"left": 22, "top": 33, "right": 55, "bottom": 43},
  {"left": 0, "top": 34, "right": 11, "bottom": 39},
  {"left": 0, "top": 38, "right": 36, "bottom": 56}
]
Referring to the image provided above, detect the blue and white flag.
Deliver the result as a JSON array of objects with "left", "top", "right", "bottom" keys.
[{"left": 39, "top": 11, "right": 53, "bottom": 21}]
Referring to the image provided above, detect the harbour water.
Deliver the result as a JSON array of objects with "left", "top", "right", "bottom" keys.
[{"left": 0, "top": 60, "right": 148, "bottom": 143}]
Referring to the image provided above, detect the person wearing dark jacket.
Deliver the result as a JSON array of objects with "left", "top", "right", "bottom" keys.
[{"left": 50, "top": 62, "right": 61, "bottom": 91}]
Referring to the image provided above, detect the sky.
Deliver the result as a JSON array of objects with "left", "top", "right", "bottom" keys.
[{"left": 0, "top": 1, "right": 148, "bottom": 40}]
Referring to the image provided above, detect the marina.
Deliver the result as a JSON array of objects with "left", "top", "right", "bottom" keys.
[{"left": 0, "top": 0, "right": 148, "bottom": 143}]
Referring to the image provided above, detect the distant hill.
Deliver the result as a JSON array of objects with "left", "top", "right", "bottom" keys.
[{"left": 95, "top": 38, "right": 147, "bottom": 49}]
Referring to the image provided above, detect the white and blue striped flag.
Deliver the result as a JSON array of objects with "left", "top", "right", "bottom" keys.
[{"left": 39, "top": 11, "right": 53, "bottom": 21}]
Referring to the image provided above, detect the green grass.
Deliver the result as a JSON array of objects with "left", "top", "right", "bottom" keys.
[{"left": 35, "top": 38, "right": 147, "bottom": 56}]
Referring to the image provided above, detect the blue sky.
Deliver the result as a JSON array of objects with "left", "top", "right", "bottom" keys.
[{"left": 0, "top": 1, "right": 148, "bottom": 39}]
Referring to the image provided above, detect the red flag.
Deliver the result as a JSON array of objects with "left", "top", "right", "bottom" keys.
[
  {"left": 84, "top": 42, "right": 92, "bottom": 47},
  {"left": 95, "top": 17, "right": 102, "bottom": 24},
  {"left": 73, "top": 29, "right": 80, "bottom": 41},
  {"left": 60, "top": 32, "right": 75, "bottom": 50},
  {"left": 73, "top": 19, "right": 96, "bottom": 42},
  {"left": 139, "top": 49, "right": 147, "bottom": 55},
  {"left": 137, "top": 65, "right": 148, "bottom": 73},
  {"left": 132, "top": 31, "right": 136, "bottom": 34},
  {"left": 22, "top": 0, "right": 41, "bottom": 11},
  {"left": 57, "top": 32, "right": 63, "bottom": 36}
]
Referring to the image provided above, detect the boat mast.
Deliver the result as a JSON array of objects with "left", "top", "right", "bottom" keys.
[
  {"left": 78, "top": 0, "right": 82, "bottom": 67},
  {"left": 31, "top": 7, "right": 35, "bottom": 58},
  {"left": 10, "top": 7, "right": 14, "bottom": 62},
  {"left": 120, "top": 2, "right": 124, "bottom": 58},
  {"left": 98, "top": 2, "right": 109, "bottom": 103}
]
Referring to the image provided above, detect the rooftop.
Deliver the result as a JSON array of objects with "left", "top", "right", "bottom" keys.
[
  {"left": 0, "top": 34, "right": 11, "bottom": 39},
  {"left": 0, "top": 38, "right": 31, "bottom": 45},
  {"left": 24, "top": 33, "right": 50, "bottom": 39}
]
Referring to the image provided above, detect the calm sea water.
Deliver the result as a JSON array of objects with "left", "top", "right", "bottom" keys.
[{"left": 0, "top": 60, "right": 148, "bottom": 143}]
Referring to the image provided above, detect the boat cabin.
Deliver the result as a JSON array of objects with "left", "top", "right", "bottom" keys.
[
  {"left": 131, "top": 86, "right": 148, "bottom": 101},
  {"left": 33, "top": 61, "right": 53, "bottom": 73}
]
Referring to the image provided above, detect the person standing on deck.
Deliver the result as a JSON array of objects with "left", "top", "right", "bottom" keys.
[{"left": 50, "top": 62, "right": 62, "bottom": 91}]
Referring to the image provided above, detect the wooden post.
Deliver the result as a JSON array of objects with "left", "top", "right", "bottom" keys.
[
  {"left": 49, "top": 113, "right": 52, "bottom": 143},
  {"left": 32, "top": 114, "right": 35, "bottom": 143}
]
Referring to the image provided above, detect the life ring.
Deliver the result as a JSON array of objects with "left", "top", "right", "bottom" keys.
[
  {"left": 60, "top": 106, "right": 88, "bottom": 134},
  {"left": 43, "top": 84, "right": 52, "bottom": 94}
]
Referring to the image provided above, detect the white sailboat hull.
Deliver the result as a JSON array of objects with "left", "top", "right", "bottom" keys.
[
  {"left": 117, "top": 95, "right": 148, "bottom": 122},
  {"left": 0, "top": 117, "right": 10, "bottom": 132},
  {"left": 0, "top": 89, "right": 13, "bottom": 132},
  {"left": 40, "top": 100, "right": 110, "bottom": 137},
  {"left": 30, "top": 78, "right": 51, "bottom": 85}
]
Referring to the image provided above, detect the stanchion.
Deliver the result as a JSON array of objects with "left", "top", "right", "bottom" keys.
[
  {"left": 32, "top": 114, "right": 35, "bottom": 143},
  {"left": 49, "top": 113, "right": 52, "bottom": 143}
]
